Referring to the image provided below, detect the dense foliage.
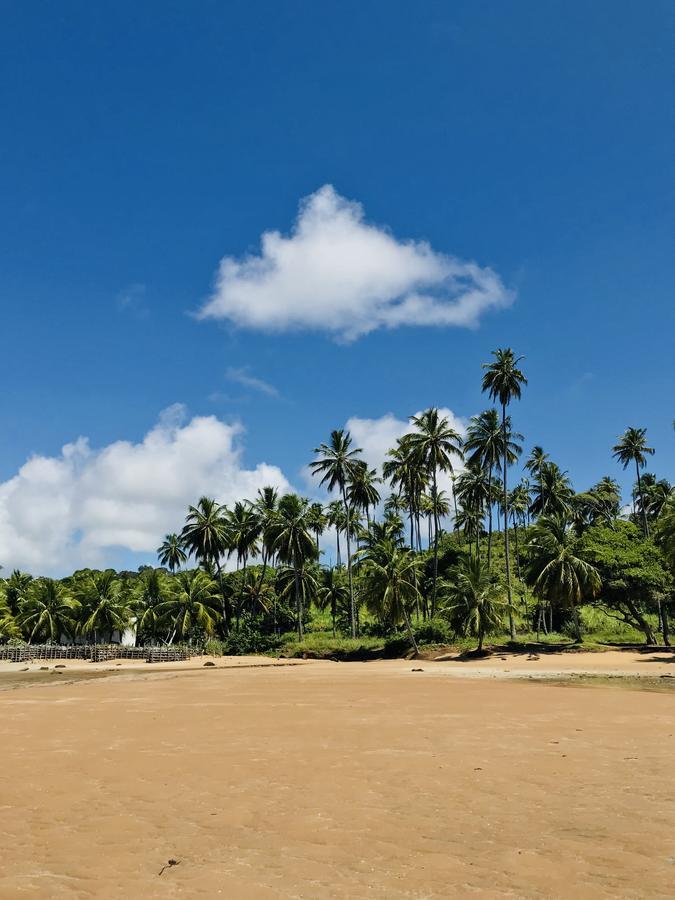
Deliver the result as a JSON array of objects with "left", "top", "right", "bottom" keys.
[{"left": 1, "top": 348, "right": 673, "bottom": 653}]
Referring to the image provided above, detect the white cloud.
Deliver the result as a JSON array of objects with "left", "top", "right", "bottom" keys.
[
  {"left": 198, "top": 185, "right": 513, "bottom": 341},
  {"left": 346, "top": 408, "right": 467, "bottom": 506},
  {"left": 225, "top": 366, "right": 279, "bottom": 397},
  {"left": 0, "top": 405, "right": 291, "bottom": 576}
]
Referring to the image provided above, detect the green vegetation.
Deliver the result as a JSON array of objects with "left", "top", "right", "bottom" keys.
[{"left": 1, "top": 348, "right": 673, "bottom": 656}]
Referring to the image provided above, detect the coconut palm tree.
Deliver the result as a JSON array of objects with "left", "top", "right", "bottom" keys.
[
  {"left": 4, "top": 570, "right": 33, "bottom": 616},
  {"left": 17, "top": 578, "right": 79, "bottom": 643},
  {"left": 310, "top": 430, "right": 363, "bottom": 637},
  {"left": 440, "top": 555, "right": 506, "bottom": 652},
  {"left": 524, "top": 446, "right": 549, "bottom": 520},
  {"left": 267, "top": 493, "right": 317, "bottom": 639},
  {"left": 359, "top": 538, "right": 420, "bottom": 654},
  {"left": 525, "top": 515, "right": 601, "bottom": 642},
  {"left": 75, "top": 571, "right": 131, "bottom": 643},
  {"left": 383, "top": 436, "right": 428, "bottom": 553},
  {"left": 326, "top": 500, "right": 347, "bottom": 567},
  {"left": 529, "top": 462, "right": 574, "bottom": 518},
  {"left": 157, "top": 534, "right": 187, "bottom": 573},
  {"left": 481, "top": 349, "right": 527, "bottom": 639},
  {"left": 181, "top": 496, "right": 230, "bottom": 628},
  {"left": 347, "top": 462, "right": 381, "bottom": 528},
  {"left": 253, "top": 486, "right": 280, "bottom": 589},
  {"left": 407, "top": 408, "right": 464, "bottom": 616},
  {"left": 655, "top": 493, "right": 675, "bottom": 570},
  {"left": 157, "top": 570, "right": 222, "bottom": 643},
  {"left": 316, "top": 566, "right": 350, "bottom": 637},
  {"left": 612, "top": 427, "right": 655, "bottom": 537},
  {"left": 306, "top": 502, "right": 327, "bottom": 559},
  {"left": 465, "top": 409, "right": 522, "bottom": 567},
  {"left": 134, "top": 568, "right": 169, "bottom": 644}
]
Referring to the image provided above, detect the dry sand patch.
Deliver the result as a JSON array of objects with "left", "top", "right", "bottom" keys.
[{"left": 0, "top": 659, "right": 673, "bottom": 898}]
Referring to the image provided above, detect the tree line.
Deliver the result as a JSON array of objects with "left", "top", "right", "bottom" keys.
[{"left": 1, "top": 348, "right": 674, "bottom": 653}]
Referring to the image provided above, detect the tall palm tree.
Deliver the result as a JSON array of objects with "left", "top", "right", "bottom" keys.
[
  {"left": 267, "top": 493, "right": 317, "bottom": 640},
  {"left": 383, "top": 436, "right": 428, "bottom": 553},
  {"left": 74, "top": 571, "right": 131, "bottom": 643},
  {"left": 347, "top": 462, "right": 381, "bottom": 528},
  {"left": 407, "top": 408, "right": 464, "bottom": 616},
  {"left": 253, "top": 486, "right": 280, "bottom": 590},
  {"left": 157, "top": 534, "right": 187, "bottom": 573},
  {"left": 525, "top": 515, "right": 601, "bottom": 642},
  {"left": 227, "top": 501, "right": 261, "bottom": 574},
  {"left": 306, "top": 502, "right": 327, "bottom": 559},
  {"left": 612, "top": 427, "right": 655, "bottom": 537},
  {"left": 326, "top": 500, "right": 347, "bottom": 567},
  {"left": 18, "top": 579, "right": 79, "bottom": 643},
  {"left": 481, "top": 349, "right": 527, "bottom": 639},
  {"left": 4, "top": 570, "right": 33, "bottom": 616},
  {"left": 316, "top": 566, "right": 350, "bottom": 637},
  {"left": 310, "top": 430, "right": 363, "bottom": 637},
  {"left": 524, "top": 446, "right": 549, "bottom": 521},
  {"left": 181, "top": 496, "right": 230, "bottom": 628},
  {"left": 655, "top": 493, "right": 675, "bottom": 571},
  {"left": 465, "top": 409, "right": 522, "bottom": 567},
  {"left": 529, "top": 461, "right": 574, "bottom": 517},
  {"left": 157, "top": 570, "right": 222, "bottom": 643},
  {"left": 134, "top": 568, "right": 169, "bottom": 644},
  {"left": 359, "top": 538, "right": 420, "bottom": 654},
  {"left": 440, "top": 555, "right": 506, "bottom": 652}
]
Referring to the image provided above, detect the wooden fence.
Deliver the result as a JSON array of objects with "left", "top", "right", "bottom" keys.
[{"left": 0, "top": 645, "right": 194, "bottom": 663}]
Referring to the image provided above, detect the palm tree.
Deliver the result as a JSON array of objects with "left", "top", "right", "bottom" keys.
[
  {"left": 17, "top": 579, "right": 79, "bottom": 643},
  {"left": 157, "top": 570, "right": 222, "bottom": 643},
  {"left": 134, "top": 568, "right": 169, "bottom": 644},
  {"left": 75, "top": 571, "right": 131, "bottom": 643},
  {"left": 4, "top": 569, "right": 33, "bottom": 615},
  {"left": 612, "top": 427, "right": 655, "bottom": 537},
  {"left": 359, "top": 539, "right": 420, "bottom": 654},
  {"left": 508, "top": 481, "right": 531, "bottom": 583},
  {"left": 383, "top": 435, "right": 429, "bottom": 551},
  {"left": 181, "top": 496, "right": 230, "bottom": 628},
  {"left": 326, "top": 500, "right": 347, "bottom": 567},
  {"left": 529, "top": 462, "right": 573, "bottom": 518},
  {"left": 525, "top": 515, "right": 601, "bottom": 642},
  {"left": 655, "top": 493, "right": 675, "bottom": 571},
  {"left": 310, "top": 430, "right": 363, "bottom": 637},
  {"left": 482, "top": 349, "right": 527, "bottom": 639},
  {"left": 407, "top": 408, "right": 464, "bottom": 616},
  {"left": 253, "top": 486, "right": 280, "bottom": 590},
  {"left": 306, "top": 502, "right": 327, "bottom": 559},
  {"left": 157, "top": 534, "right": 187, "bottom": 573},
  {"left": 316, "top": 567, "right": 350, "bottom": 637},
  {"left": 440, "top": 555, "right": 506, "bottom": 652},
  {"left": 465, "top": 409, "right": 522, "bottom": 567},
  {"left": 267, "top": 493, "right": 317, "bottom": 639},
  {"left": 347, "top": 462, "right": 381, "bottom": 528},
  {"left": 524, "top": 446, "right": 549, "bottom": 521}
]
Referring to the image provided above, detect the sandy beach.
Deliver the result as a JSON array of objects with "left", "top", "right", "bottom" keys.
[{"left": 1, "top": 651, "right": 673, "bottom": 898}]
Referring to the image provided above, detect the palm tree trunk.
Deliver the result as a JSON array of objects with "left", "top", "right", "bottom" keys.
[
  {"left": 336, "top": 529, "right": 341, "bottom": 568},
  {"left": 635, "top": 460, "right": 649, "bottom": 537},
  {"left": 342, "top": 487, "right": 357, "bottom": 638},
  {"left": 295, "top": 570, "right": 303, "bottom": 640},
  {"left": 502, "top": 404, "right": 516, "bottom": 640},
  {"left": 487, "top": 463, "right": 494, "bottom": 568},
  {"left": 431, "top": 469, "right": 440, "bottom": 618}
]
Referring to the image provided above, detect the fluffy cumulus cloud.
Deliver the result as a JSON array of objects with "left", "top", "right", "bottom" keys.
[
  {"left": 198, "top": 185, "right": 513, "bottom": 341},
  {"left": 346, "top": 408, "right": 467, "bottom": 476},
  {"left": 0, "top": 405, "right": 291, "bottom": 575}
]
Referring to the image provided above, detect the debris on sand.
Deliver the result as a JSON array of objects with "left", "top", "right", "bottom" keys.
[{"left": 158, "top": 859, "right": 181, "bottom": 876}]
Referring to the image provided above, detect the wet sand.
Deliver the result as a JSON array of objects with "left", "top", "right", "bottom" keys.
[{"left": 1, "top": 654, "right": 673, "bottom": 898}]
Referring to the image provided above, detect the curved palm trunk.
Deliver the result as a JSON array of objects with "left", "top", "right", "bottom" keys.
[
  {"left": 431, "top": 469, "right": 440, "bottom": 618},
  {"left": 342, "top": 487, "right": 357, "bottom": 638},
  {"left": 214, "top": 558, "right": 230, "bottom": 634},
  {"left": 502, "top": 404, "right": 516, "bottom": 641},
  {"left": 487, "top": 463, "right": 494, "bottom": 568},
  {"left": 336, "top": 529, "right": 342, "bottom": 568},
  {"left": 295, "top": 570, "right": 303, "bottom": 641},
  {"left": 635, "top": 460, "right": 649, "bottom": 538}
]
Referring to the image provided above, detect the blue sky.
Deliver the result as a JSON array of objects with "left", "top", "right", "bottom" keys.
[{"left": 1, "top": 1, "right": 673, "bottom": 573}]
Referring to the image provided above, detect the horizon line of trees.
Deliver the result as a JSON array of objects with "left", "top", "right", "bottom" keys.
[{"left": 2, "top": 348, "right": 674, "bottom": 653}]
